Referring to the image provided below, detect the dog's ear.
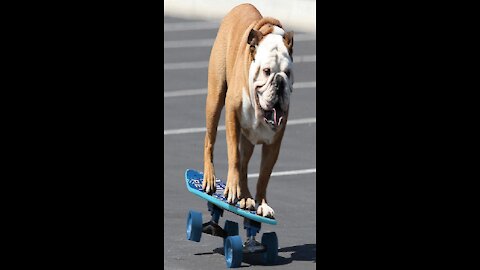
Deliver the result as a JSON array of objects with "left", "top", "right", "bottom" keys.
[
  {"left": 248, "top": 29, "right": 263, "bottom": 46},
  {"left": 248, "top": 29, "right": 263, "bottom": 59},
  {"left": 284, "top": 31, "right": 294, "bottom": 56}
]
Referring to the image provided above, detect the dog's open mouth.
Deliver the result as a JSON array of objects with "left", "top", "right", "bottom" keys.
[
  {"left": 255, "top": 90, "right": 285, "bottom": 129},
  {"left": 262, "top": 103, "right": 283, "bottom": 128},
  {"left": 257, "top": 96, "right": 284, "bottom": 129}
]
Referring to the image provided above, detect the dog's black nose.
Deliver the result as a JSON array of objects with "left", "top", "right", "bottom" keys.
[{"left": 274, "top": 74, "right": 285, "bottom": 94}]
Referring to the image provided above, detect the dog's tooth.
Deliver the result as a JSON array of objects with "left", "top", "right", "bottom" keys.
[{"left": 272, "top": 108, "right": 277, "bottom": 125}]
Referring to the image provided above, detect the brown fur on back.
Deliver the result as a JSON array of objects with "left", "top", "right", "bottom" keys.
[{"left": 212, "top": 4, "right": 263, "bottom": 84}]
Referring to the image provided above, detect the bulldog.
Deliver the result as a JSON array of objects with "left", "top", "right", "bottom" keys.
[{"left": 202, "top": 4, "right": 294, "bottom": 218}]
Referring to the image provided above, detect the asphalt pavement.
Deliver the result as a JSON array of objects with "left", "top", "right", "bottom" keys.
[{"left": 164, "top": 15, "right": 317, "bottom": 269}]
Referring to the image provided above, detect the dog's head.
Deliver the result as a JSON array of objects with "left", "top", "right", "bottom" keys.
[{"left": 247, "top": 20, "right": 294, "bottom": 130}]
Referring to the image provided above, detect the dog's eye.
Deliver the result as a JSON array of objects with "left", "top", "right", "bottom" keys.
[{"left": 263, "top": 68, "right": 271, "bottom": 76}]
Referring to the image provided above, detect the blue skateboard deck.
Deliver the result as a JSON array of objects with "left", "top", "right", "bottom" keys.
[{"left": 185, "top": 169, "right": 277, "bottom": 225}]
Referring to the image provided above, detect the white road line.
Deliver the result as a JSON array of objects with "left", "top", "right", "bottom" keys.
[
  {"left": 164, "top": 81, "right": 316, "bottom": 98},
  {"left": 164, "top": 61, "right": 209, "bottom": 70},
  {"left": 164, "top": 88, "right": 207, "bottom": 97},
  {"left": 294, "top": 54, "right": 316, "bottom": 63},
  {"left": 164, "top": 34, "right": 316, "bottom": 49},
  {"left": 281, "top": 117, "right": 317, "bottom": 125},
  {"left": 164, "top": 38, "right": 216, "bottom": 48},
  {"left": 292, "top": 81, "right": 316, "bottom": 89},
  {"left": 164, "top": 54, "right": 316, "bottom": 70},
  {"left": 164, "top": 22, "right": 219, "bottom": 32},
  {"left": 164, "top": 117, "right": 316, "bottom": 135},
  {"left": 247, "top": 168, "right": 316, "bottom": 178}
]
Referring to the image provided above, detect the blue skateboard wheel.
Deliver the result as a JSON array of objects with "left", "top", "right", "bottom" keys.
[
  {"left": 261, "top": 232, "right": 278, "bottom": 265},
  {"left": 224, "top": 235, "right": 243, "bottom": 268},
  {"left": 186, "top": 210, "right": 202, "bottom": 242}
]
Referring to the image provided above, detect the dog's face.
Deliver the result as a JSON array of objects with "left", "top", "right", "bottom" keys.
[{"left": 248, "top": 27, "right": 294, "bottom": 130}]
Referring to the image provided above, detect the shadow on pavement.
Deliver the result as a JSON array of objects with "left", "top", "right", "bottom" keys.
[
  {"left": 278, "top": 243, "right": 316, "bottom": 263},
  {"left": 194, "top": 243, "right": 316, "bottom": 266}
]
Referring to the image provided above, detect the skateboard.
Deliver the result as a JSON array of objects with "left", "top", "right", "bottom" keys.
[{"left": 185, "top": 169, "right": 278, "bottom": 268}]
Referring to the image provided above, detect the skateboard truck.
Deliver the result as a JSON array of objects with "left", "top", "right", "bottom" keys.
[
  {"left": 243, "top": 218, "right": 266, "bottom": 253},
  {"left": 202, "top": 202, "right": 227, "bottom": 238}
]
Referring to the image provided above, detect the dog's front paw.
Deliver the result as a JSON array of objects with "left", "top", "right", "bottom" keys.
[
  {"left": 224, "top": 175, "right": 240, "bottom": 205},
  {"left": 257, "top": 200, "right": 275, "bottom": 218},
  {"left": 239, "top": 197, "right": 256, "bottom": 210},
  {"left": 202, "top": 163, "right": 216, "bottom": 194}
]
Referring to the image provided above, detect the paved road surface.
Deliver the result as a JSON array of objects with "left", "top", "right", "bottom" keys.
[{"left": 164, "top": 15, "right": 317, "bottom": 269}]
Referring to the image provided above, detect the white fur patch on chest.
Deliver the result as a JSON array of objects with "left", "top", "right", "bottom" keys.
[{"left": 240, "top": 87, "right": 276, "bottom": 145}]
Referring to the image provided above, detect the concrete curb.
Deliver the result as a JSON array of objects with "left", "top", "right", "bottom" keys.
[{"left": 164, "top": 0, "right": 316, "bottom": 33}]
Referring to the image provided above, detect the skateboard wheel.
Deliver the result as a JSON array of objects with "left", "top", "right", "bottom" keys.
[
  {"left": 186, "top": 210, "right": 202, "bottom": 242},
  {"left": 261, "top": 232, "right": 278, "bottom": 265},
  {"left": 224, "top": 235, "right": 243, "bottom": 268}
]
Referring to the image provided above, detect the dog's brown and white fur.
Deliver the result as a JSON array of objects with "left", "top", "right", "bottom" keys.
[{"left": 202, "top": 4, "right": 294, "bottom": 218}]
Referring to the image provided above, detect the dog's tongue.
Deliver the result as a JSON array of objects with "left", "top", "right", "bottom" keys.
[{"left": 264, "top": 108, "right": 283, "bottom": 126}]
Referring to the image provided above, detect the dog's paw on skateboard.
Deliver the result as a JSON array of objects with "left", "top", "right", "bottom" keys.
[
  {"left": 202, "top": 164, "right": 216, "bottom": 195},
  {"left": 239, "top": 197, "right": 256, "bottom": 210},
  {"left": 224, "top": 179, "right": 241, "bottom": 204},
  {"left": 257, "top": 201, "right": 275, "bottom": 218}
]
